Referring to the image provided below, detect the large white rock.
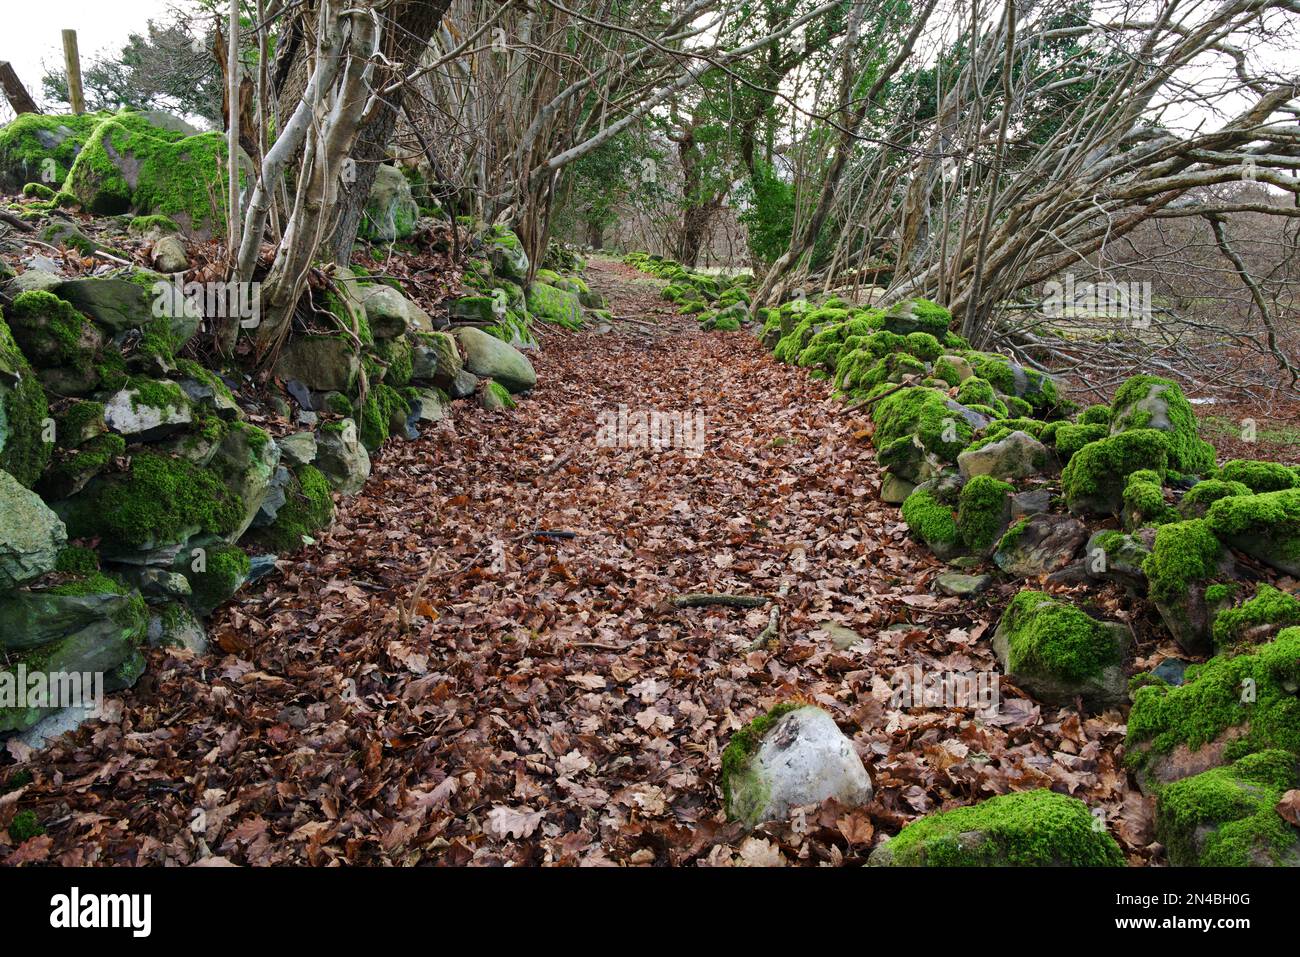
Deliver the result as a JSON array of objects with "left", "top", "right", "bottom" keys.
[
  {"left": 102, "top": 381, "right": 192, "bottom": 440},
  {"left": 726, "top": 705, "right": 873, "bottom": 828}
]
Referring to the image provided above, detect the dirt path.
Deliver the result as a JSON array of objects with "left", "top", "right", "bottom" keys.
[{"left": 6, "top": 257, "right": 1149, "bottom": 866}]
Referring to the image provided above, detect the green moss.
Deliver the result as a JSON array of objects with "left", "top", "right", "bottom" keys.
[
  {"left": 1061, "top": 429, "right": 1169, "bottom": 514},
  {"left": 1127, "top": 628, "right": 1300, "bottom": 765},
  {"left": 720, "top": 700, "right": 805, "bottom": 820},
  {"left": 1052, "top": 422, "right": 1108, "bottom": 463},
  {"left": 999, "top": 590, "right": 1123, "bottom": 684},
  {"left": 54, "top": 545, "right": 100, "bottom": 575},
  {"left": 881, "top": 298, "right": 952, "bottom": 338},
  {"left": 251, "top": 465, "right": 335, "bottom": 553},
  {"left": 1079, "top": 404, "right": 1112, "bottom": 426},
  {"left": 1213, "top": 584, "right": 1300, "bottom": 650},
  {"left": 1156, "top": 750, "right": 1300, "bottom": 866},
  {"left": 1001, "top": 395, "right": 1034, "bottom": 418},
  {"left": 187, "top": 543, "right": 250, "bottom": 615},
  {"left": 873, "top": 387, "right": 976, "bottom": 461},
  {"left": 903, "top": 332, "right": 942, "bottom": 362},
  {"left": 875, "top": 789, "right": 1124, "bottom": 866},
  {"left": 902, "top": 487, "right": 960, "bottom": 551},
  {"left": 359, "top": 383, "right": 407, "bottom": 451},
  {"left": 956, "top": 376, "right": 998, "bottom": 408},
  {"left": 932, "top": 356, "right": 964, "bottom": 387},
  {"left": 63, "top": 450, "right": 243, "bottom": 551},
  {"left": 7, "top": 810, "right": 44, "bottom": 843},
  {"left": 1206, "top": 488, "right": 1300, "bottom": 568},
  {"left": 1109, "top": 374, "right": 1216, "bottom": 475},
  {"left": 0, "top": 309, "right": 53, "bottom": 487},
  {"left": 56, "top": 400, "right": 106, "bottom": 447},
  {"left": 8, "top": 291, "right": 100, "bottom": 373},
  {"left": 1215, "top": 459, "right": 1299, "bottom": 493},
  {"left": 125, "top": 375, "right": 187, "bottom": 413},
  {"left": 128, "top": 214, "right": 180, "bottom": 235},
  {"left": 22, "top": 182, "right": 55, "bottom": 200},
  {"left": 998, "top": 518, "right": 1029, "bottom": 552},
  {"left": 1181, "top": 479, "right": 1251, "bottom": 517},
  {"left": 958, "top": 475, "right": 1014, "bottom": 552},
  {"left": 1142, "top": 519, "right": 1222, "bottom": 605},
  {"left": 1123, "top": 469, "right": 1175, "bottom": 529},
  {"left": 40, "top": 432, "right": 125, "bottom": 495},
  {"left": 65, "top": 119, "right": 234, "bottom": 232}
]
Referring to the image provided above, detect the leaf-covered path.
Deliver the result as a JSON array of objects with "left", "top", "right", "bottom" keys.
[{"left": 8, "top": 258, "right": 1152, "bottom": 866}]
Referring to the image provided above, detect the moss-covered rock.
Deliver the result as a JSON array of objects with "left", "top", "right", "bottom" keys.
[
  {"left": 957, "top": 475, "right": 1013, "bottom": 553},
  {"left": 1109, "top": 374, "right": 1215, "bottom": 475},
  {"left": 1061, "top": 428, "right": 1169, "bottom": 515},
  {"left": 1206, "top": 488, "right": 1300, "bottom": 577},
  {"left": 957, "top": 430, "right": 1049, "bottom": 480},
  {"left": 248, "top": 463, "right": 335, "bottom": 553},
  {"left": 274, "top": 335, "right": 361, "bottom": 393},
  {"left": 1142, "top": 518, "right": 1229, "bottom": 655},
  {"left": 1212, "top": 584, "right": 1300, "bottom": 651},
  {"left": 879, "top": 298, "right": 951, "bottom": 338},
  {"left": 1126, "top": 628, "right": 1300, "bottom": 785},
  {"left": 1122, "top": 469, "right": 1176, "bottom": 530},
  {"left": 1179, "top": 478, "right": 1251, "bottom": 519},
  {"left": 526, "top": 280, "right": 584, "bottom": 329},
  {"left": 358, "top": 164, "right": 418, "bottom": 242},
  {"left": 901, "top": 484, "right": 961, "bottom": 559},
  {"left": 1051, "top": 422, "right": 1107, "bottom": 464},
  {"left": 0, "top": 309, "right": 53, "bottom": 487},
  {"left": 61, "top": 450, "right": 243, "bottom": 555},
  {"left": 993, "top": 513, "right": 1089, "bottom": 578},
  {"left": 991, "top": 590, "right": 1130, "bottom": 708},
  {"left": 5, "top": 291, "right": 104, "bottom": 393},
  {"left": 1155, "top": 750, "right": 1300, "bottom": 866},
  {"left": 37, "top": 431, "right": 125, "bottom": 500},
  {"left": 867, "top": 789, "right": 1124, "bottom": 866},
  {"left": 65, "top": 119, "right": 236, "bottom": 236},
  {"left": 720, "top": 703, "right": 872, "bottom": 828},
  {"left": 872, "top": 387, "right": 987, "bottom": 463},
  {"left": 1214, "top": 459, "right": 1299, "bottom": 493}
]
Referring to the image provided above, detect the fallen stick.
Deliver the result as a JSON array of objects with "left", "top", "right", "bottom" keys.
[
  {"left": 671, "top": 593, "right": 770, "bottom": 609},
  {"left": 747, "top": 605, "right": 781, "bottom": 651}
]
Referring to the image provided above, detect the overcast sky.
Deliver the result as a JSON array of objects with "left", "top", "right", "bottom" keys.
[{"left": 0, "top": 0, "right": 177, "bottom": 118}]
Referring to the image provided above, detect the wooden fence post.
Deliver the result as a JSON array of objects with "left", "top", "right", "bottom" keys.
[
  {"left": 62, "top": 29, "right": 85, "bottom": 114},
  {"left": 0, "top": 61, "right": 41, "bottom": 114}
]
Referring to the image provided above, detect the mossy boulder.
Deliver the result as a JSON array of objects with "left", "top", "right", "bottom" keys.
[
  {"left": 274, "top": 335, "right": 360, "bottom": 393},
  {"left": 477, "top": 379, "right": 516, "bottom": 411},
  {"left": 358, "top": 283, "right": 432, "bottom": 338},
  {"left": 52, "top": 277, "right": 154, "bottom": 333},
  {"left": 1109, "top": 374, "right": 1215, "bottom": 475},
  {"left": 177, "top": 538, "right": 251, "bottom": 616},
  {"left": 101, "top": 378, "right": 192, "bottom": 441},
  {"left": 1142, "top": 518, "right": 1232, "bottom": 655},
  {"left": 0, "top": 572, "right": 147, "bottom": 733},
  {"left": 1214, "top": 459, "right": 1299, "bottom": 494},
  {"left": 5, "top": 291, "right": 104, "bottom": 393},
  {"left": 452, "top": 326, "right": 536, "bottom": 394},
  {"left": 60, "top": 450, "right": 244, "bottom": 557},
  {"left": 0, "top": 110, "right": 126, "bottom": 192},
  {"left": 358, "top": 164, "right": 418, "bottom": 242},
  {"left": 872, "top": 387, "right": 987, "bottom": 463},
  {"left": 901, "top": 482, "right": 962, "bottom": 559},
  {"left": 1083, "top": 529, "right": 1152, "bottom": 594},
  {"left": 879, "top": 298, "right": 951, "bottom": 338},
  {"left": 209, "top": 423, "right": 281, "bottom": 541},
  {"left": 0, "top": 310, "right": 53, "bottom": 487},
  {"left": 315, "top": 419, "right": 371, "bottom": 496},
  {"left": 410, "top": 330, "right": 460, "bottom": 387},
  {"left": 720, "top": 703, "right": 873, "bottom": 829},
  {"left": 1212, "top": 584, "right": 1300, "bottom": 651},
  {"left": 1154, "top": 750, "right": 1300, "bottom": 866},
  {"left": 0, "top": 468, "right": 67, "bottom": 588},
  {"left": 485, "top": 225, "right": 530, "bottom": 283},
  {"left": 957, "top": 475, "right": 1014, "bottom": 554},
  {"left": 1121, "top": 469, "right": 1176, "bottom": 530},
  {"left": 867, "top": 789, "right": 1124, "bottom": 866},
  {"left": 993, "top": 513, "right": 1089, "bottom": 578},
  {"left": 247, "top": 463, "right": 335, "bottom": 553},
  {"left": 957, "top": 430, "right": 1049, "bottom": 481},
  {"left": 1206, "top": 488, "right": 1300, "bottom": 577},
  {"left": 65, "top": 119, "right": 236, "bottom": 237},
  {"left": 1179, "top": 478, "right": 1251, "bottom": 519},
  {"left": 991, "top": 590, "right": 1130, "bottom": 708},
  {"left": 1061, "top": 428, "right": 1169, "bottom": 515},
  {"left": 526, "top": 280, "right": 583, "bottom": 329},
  {"left": 1126, "top": 628, "right": 1300, "bottom": 789},
  {"left": 965, "top": 353, "right": 1061, "bottom": 415},
  {"left": 146, "top": 601, "right": 207, "bottom": 652},
  {"left": 1051, "top": 422, "right": 1107, "bottom": 464},
  {"left": 37, "top": 432, "right": 125, "bottom": 500}
]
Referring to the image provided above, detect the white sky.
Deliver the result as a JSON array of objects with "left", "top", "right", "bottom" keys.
[{"left": 0, "top": 0, "right": 177, "bottom": 119}]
